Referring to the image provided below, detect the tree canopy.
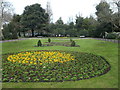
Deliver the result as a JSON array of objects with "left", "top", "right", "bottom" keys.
[
  {"left": 20, "top": 3, "right": 49, "bottom": 37},
  {"left": 2, "top": 0, "right": 120, "bottom": 39},
  {"left": 95, "top": 1, "right": 113, "bottom": 37}
]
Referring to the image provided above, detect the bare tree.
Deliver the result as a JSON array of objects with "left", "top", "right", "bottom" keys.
[
  {"left": 0, "top": 0, "right": 14, "bottom": 39},
  {"left": 46, "top": 1, "right": 53, "bottom": 23},
  {"left": 1, "top": 1, "right": 14, "bottom": 23}
]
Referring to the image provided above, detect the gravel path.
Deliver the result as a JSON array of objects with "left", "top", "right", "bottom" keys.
[
  {"left": 0, "top": 37, "right": 92, "bottom": 43},
  {"left": 0, "top": 38, "right": 30, "bottom": 43},
  {"left": 0, "top": 37, "right": 119, "bottom": 43},
  {"left": 93, "top": 38, "right": 119, "bottom": 43}
]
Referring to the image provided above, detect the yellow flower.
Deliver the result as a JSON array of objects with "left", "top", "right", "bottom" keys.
[
  {"left": 30, "top": 62, "right": 33, "bottom": 64},
  {"left": 26, "top": 61, "right": 29, "bottom": 63},
  {"left": 34, "top": 63, "right": 37, "bottom": 64},
  {"left": 49, "top": 60, "right": 52, "bottom": 62},
  {"left": 13, "top": 60, "right": 16, "bottom": 62},
  {"left": 60, "top": 61, "right": 63, "bottom": 63},
  {"left": 7, "top": 51, "right": 75, "bottom": 65},
  {"left": 18, "top": 61, "right": 21, "bottom": 63},
  {"left": 22, "top": 61, "right": 25, "bottom": 63},
  {"left": 40, "top": 63, "right": 42, "bottom": 65}
]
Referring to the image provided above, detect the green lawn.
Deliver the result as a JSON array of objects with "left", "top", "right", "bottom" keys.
[{"left": 1, "top": 38, "right": 118, "bottom": 88}]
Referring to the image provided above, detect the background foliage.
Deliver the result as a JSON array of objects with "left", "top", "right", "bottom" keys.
[{"left": 2, "top": 1, "right": 120, "bottom": 39}]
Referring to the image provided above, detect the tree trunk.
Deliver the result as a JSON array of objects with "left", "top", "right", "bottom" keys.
[
  {"left": 31, "top": 29, "right": 34, "bottom": 37},
  {"left": 0, "top": 26, "right": 4, "bottom": 40},
  {"left": 23, "top": 32, "right": 25, "bottom": 37},
  {"left": 18, "top": 32, "right": 21, "bottom": 37}
]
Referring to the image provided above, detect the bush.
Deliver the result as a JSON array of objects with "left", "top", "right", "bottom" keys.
[
  {"left": 71, "top": 41, "right": 76, "bottom": 47},
  {"left": 37, "top": 40, "right": 42, "bottom": 47},
  {"left": 2, "top": 23, "right": 18, "bottom": 40},
  {"left": 48, "top": 38, "right": 51, "bottom": 43},
  {"left": 106, "top": 33, "right": 117, "bottom": 39},
  {"left": 70, "top": 38, "right": 73, "bottom": 42}
]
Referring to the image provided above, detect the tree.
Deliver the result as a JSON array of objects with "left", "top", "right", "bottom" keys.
[
  {"left": 54, "top": 17, "right": 66, "bottom": 36},
  {"left": 87, "top": 16, "right": 98, "bottom": 37},
  {"left": 2, "top": 14, "right": 23, "bottom": 39},
  {"left": 12, "top": 14, "right": 21, "bottom": 37},
  {"left": 95, "top": 0, "right": 113, "bottom": 37},
  {"left": 55, "top": 17, "right": 64, "bottom": 25},
  {"left": 46, "top": 1, "right": 53, "bottom": 23},
  {"left": 0, "top": 0, "right": 14, "bottom": 39},
  {"left": 69, "top": 22, "right": 74, "bottom": 29},
  {"left": 45, "top": 1, "right": 53, "bottom": 36},
  {"left": 75, "top": 15, "right": 84, "bottom": 31},
  {"left": 75, "top": 15, "right": 93, "bottom": 37},
  {"left": 20, "top": 4, "right": 49, "bottom": 37},
  {"left": 66, "top": 22, "right": 77, "bottom": 37},
  {"left": 112, "top": 0, "right": 120, "bottom": 31},
  {"left": 81, "top": 16, "right": 98, "bottom": 37},
  {"left": 2, "top": 21, "right": 18, "bottom": 39},
  {"left": 114, "top": 0, "right": 120, "bottom": 27},
  {"left": 112, "top": 13, "right": 119, "bottom": 32},
  {"left": 82, "top": 17, "right": 91, "bottom": 30},
  {"left": 0, "top": 1, "right": 13, "bottom": 23},
  {"left": 96, "top": 0, "right": 112, "bottom": 23}
]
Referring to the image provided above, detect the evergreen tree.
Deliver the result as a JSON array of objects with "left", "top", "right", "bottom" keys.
[{"left": 20, "top": 4, "right": 49, "bottom": 37}]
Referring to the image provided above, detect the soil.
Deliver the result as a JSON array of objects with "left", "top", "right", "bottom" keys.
[{"left": 44, "top": 41, "right": 80, "bottom": 47}]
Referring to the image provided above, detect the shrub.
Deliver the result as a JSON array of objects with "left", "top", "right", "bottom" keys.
[
  {"left": 71, "top": 77, "right": 77, "bottom": 81},
  {"left": 48, "top": 38, "right": 51, "bottom": 43},
  {"left": 71, "top": 41, "right": 76, "bottom": 47},
  {"left": 105, "top": 33, "right": 117, "bottom": 39},
  {"left": 70, "top": 38, "right": 73, "bottom": 42},
  {"left": 50, "top": 78, "right": 56, "bottom": 81},
  {"left": 37, "top": 40, "right": 42, "bottom": 47},
  {"left": 2, "top": 22, "right": 18, "bottom": 40}
]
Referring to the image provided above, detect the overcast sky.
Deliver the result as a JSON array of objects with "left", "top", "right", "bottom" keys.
[{"left": 7, "top": 0, "right": 115, "bottom": 23}]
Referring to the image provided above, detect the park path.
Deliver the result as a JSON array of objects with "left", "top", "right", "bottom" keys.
[
  {"left": 0, "top": 37, "right": 91, "bottom": 43},
  {"left": 93, "top": 38, "right": 119, "bottom": 43},
  {"left": 0, "top": 38, "right": 30, "bottom": 43},
  {"left": 0, "top": 37, "right": 119, "bottom": 43}
]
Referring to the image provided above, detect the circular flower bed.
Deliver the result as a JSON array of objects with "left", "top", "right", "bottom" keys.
[{"left": 2, "top": 50, "right": 111, "bottom": 82}]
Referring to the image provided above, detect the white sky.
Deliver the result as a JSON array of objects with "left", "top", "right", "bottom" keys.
[{"left": 7, "top": 0, "right": 116, "bottom": 23}]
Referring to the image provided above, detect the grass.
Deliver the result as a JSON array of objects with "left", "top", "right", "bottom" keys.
[{"left": 1, "top": 38, "right": 118, "bottom": 88}]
